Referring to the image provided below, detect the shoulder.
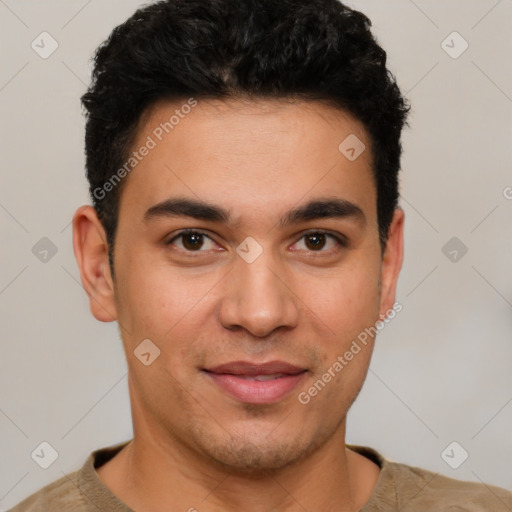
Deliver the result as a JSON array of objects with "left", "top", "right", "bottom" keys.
[
  {"left": 348, "top": 445, "right": 512, "bottom": 511},
  {"left": 385, "top": 458, "right": 512, "bottom": 511},
  {"left": 8, "top": 440, "right": 132, "bottom": 512},
  {"left": 8, "top": 470, "right": 89, "bottom": 512}
]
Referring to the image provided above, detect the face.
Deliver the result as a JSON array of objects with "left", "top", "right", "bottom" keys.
[{"left": 74, "top": 98, "right": 403, "bottom": 473}]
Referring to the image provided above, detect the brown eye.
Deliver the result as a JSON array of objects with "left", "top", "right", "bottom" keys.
[
  {"left": 293, "top": 231, "right": 345, "bottom": 253},
  {"left": 168, "top": 230, "right": 217, "bottom": 252},
  {"left": 181, "top": 232, "right": 204, "bottom": 251},
  {"left": 305, "top": 233, "right": 327, "bottom": 251}
]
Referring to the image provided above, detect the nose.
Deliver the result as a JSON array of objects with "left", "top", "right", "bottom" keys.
[{"left": 218, "top": 250, "right": 300, "bottom": 338}]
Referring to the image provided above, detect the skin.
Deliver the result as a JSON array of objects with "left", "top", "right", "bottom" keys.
[{"left": 73, "top": 97, "right": 404, "bottom": 512}]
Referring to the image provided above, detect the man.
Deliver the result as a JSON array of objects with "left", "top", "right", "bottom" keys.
[{"left": 10, "top": 0, "right": 512, "bottom": 510}]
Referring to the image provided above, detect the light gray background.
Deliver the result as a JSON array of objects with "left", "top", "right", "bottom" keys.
[{"left": 1, "top": 0, "right": 511, "bottom": 509}]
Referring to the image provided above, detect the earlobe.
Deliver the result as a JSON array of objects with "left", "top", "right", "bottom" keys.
[
  {"left": 378, "top": 208, "right": 404, "bottom": 319},
  {"left": 72, "top": 205, "right": 117, "bottom": 322}
]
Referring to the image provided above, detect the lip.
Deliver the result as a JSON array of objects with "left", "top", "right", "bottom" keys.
[{"left": 203, "top": 360, "right": 307, "bottom": 404}]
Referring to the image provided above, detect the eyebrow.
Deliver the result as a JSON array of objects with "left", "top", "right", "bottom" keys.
[{"left": 143, "top": 197, "right": 365, "bottom": 227}]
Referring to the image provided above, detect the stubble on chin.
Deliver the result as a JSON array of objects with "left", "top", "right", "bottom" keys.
[{"left": 187, "top": 416, "right": 340, "bottom": 475}]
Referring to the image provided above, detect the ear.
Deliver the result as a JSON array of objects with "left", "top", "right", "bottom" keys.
[
  {"left": 378, "top": 208, "right": 404, "bottom": 319},
  {"left": 72, "top": 205, "right": 117, "bottom": 322}
]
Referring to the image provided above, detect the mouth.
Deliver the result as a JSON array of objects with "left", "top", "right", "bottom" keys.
[{"left": 202, "top": 361, "right": 307, "bottom": 405}]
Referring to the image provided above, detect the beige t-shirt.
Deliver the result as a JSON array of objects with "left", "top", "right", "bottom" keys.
[{"left": 9, "top": 440, "right": 512, "bottom": 511}]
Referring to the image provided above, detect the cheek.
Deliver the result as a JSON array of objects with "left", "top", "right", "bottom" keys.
[
  {"left": 114, "top": 256, "right": 221, "bottom": 351},
  {"left": 296, "top": 268, "right": 380, "bottom": 411},
  {"left": 297, "top": 258, "right": 381, "bottom": 338}
]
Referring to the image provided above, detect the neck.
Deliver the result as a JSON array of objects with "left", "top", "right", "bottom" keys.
[{"left": 97, "top": 391, "right": 379, "bottom": 512}]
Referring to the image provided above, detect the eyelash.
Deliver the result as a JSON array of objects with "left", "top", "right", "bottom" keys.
[{"left": 166, "top": 228, "right": 347, "bottom": 254}]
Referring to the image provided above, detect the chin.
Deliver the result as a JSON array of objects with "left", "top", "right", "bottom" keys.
[
  {"left": 189, "top": 420, "right": 334, "bottom": 475},
  {"left": 208, "top": 440, "right": 309, "bottom": 474}
]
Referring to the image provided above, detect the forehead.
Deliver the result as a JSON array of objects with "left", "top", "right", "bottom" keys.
[{"left": 118, "top": 97, "right": 376, "bottom": 227}]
